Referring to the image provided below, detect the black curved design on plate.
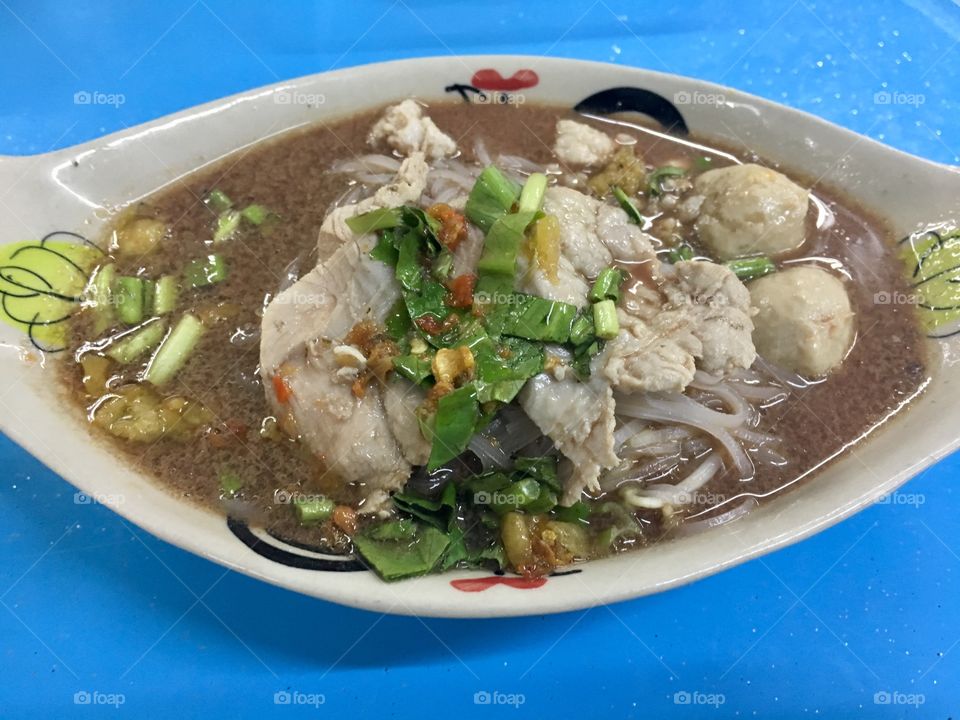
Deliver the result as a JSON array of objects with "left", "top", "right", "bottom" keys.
[
  {"left": 227, "top": 517, "right": 366, "bottom": 572},
  {"left": 574, "top": 87, "right": 689, "bottom": 136},
  {"left": 0, "top": 230, "right": 104, "bottom": 352}
]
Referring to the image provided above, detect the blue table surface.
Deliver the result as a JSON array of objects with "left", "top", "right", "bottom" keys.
[{"left": 2, "top": 1, "right": 959, "bottom": 717}]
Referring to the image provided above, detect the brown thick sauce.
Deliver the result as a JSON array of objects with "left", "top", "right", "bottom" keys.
[{"left": 62, "top": 101, "right": 928, "bottom": 544}]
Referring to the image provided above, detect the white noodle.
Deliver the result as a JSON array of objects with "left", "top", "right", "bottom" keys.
[
  {"left": 616, "top": 392, "right": 748, "bottom": 429},
  {"left": 473, "top": 138, "right": 492, "bottom": 166},
  {"left": 676, "top": 497, "right": 759, "bottom": 536},
  {"left": 468, "top": 433, "right": 511, "bottom": 470},
  {"left": 601, "top": 454, "right": 682, "bottom": 492},
  {"left": 331, "top": 154, "right": 402, "bottom": 175},
  {"left": 621, "top": 453, "right": 723, "bottom": 508}
]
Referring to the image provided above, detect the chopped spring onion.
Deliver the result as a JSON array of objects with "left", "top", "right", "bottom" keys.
[
  {"left": 153, "top": 275, "right": 179, "bottom": 315},
  {"left": 204, "top": 189, "right": 233, "bottom": 214},
  {"left": 219, "top": 469, "right": 243, "bottom": 496},
  {"left": 465, "top": 166, "right": 521, "bottom": 233},
  {"left": 106, "top": 319, "right": 167, "bottom": 364},
  {"left": 476, "top": 210, "right": 535, "bottom": 280},
  {"left": 668, "top": 244, "right": 695, "bottom": 263},
  {"left": 184, "top": 255, "right": 228, "bottom": 288},
  {"left": 115, "top": 276, "right": 145, "bottom": 325},
  {"left": 490, "top": 478, "right": 541, "bottom": 513},
  {"left": 611, "top": 186, "right": 644, "bottom": 225},
  {"left": 213, "top": 210, "right": 241, "bottom": 244},
  {"left": 588, "top": 267, "right": 626, "bottom": 303},
  {"left": 647, "top": 166, "right": 686, "bottom": 196},
  {"left": 592, "top": 299, "right": 620, "bottom": 340},
  {"left": 240, "top": 204, "right": 268, "bottom": 226},
  {"left": 142, "top": 280, "right": 156, "bottom": 316},
  {"left": 517, "top": 172, "right": 548, "bottom": 215},
  {"left": 144, "top": 314, "right": 204, "bottom": 386},
  {"left": 90, "top": 263, "right": 116, "bottom": 333},
  {"left": 553, "top": 501, "right": 591, "bottom": 524},
  {"left": 294, "top": 496, "right": 335, "bottom": 525},
  {"left": 724, "top": 256, "right": 776, "bottom": 282}
]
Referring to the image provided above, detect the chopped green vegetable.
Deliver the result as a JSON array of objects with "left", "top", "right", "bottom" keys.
[
  {"left": 205, "top": 189, "right": 233, "bottom": 214},
  {"left": 522, "top": 486, "right": 559, "bottom": 514},
  {"left": 106, "top": 319, "right": 167, "bottom": 364},
  {"left": 476, "top": 210, "right": 535, "bottom": 278},
  {"left": 553, "top": 501, "right": 591, "bottom": 524},
  {"left": 115, "top": 276, "right": 145, "bottom": 325},
  {"left": 384, "top": 299, "right": 413, "bottom": 341},
  {"left": 695, "top": 156, "right": 714, "bottom": 171},
  {"left": 367, "top": 518, "right": 418, "bottom": 541},
  {"left": 153, "top": 275, "right": 179, "bottom": 315},
  {"left": 294, "top": 496, "right": 335, "bottom": 525},
  {"left": 489, "top": 478, "right": 541, "bottom": 513},
  {"left": 392, "top": 353, "right": 434, "bottom": 385},
  {"left": 184, "top": 255, "right": 228, "bottom": 288},
  {"left": 513, "top": 456, "right": 561, "bottom": 493},
  {"left": 90, "top": 263, "right": 116, "bottom": 333},
  {"left": 144, "top": 313, "right": 204, "bottom": 386},
  {"left": 432, "top": 249, "right": 454, "bottom": 280},
  {"left": 240, "top": 204, "right": 268, "bottom": 226},
  {"left": 593, "top": 299, "right": 619, "bottom": 340},
  {"left": 647, "top": 166, "right": 686, "bottom": 196},
  {"left": 427, "top": 384, "right": 480, "bottom": 470},
  {"left": 517, "top": 173, "right": 548, "bottom": 215},
  {"left": 346, "top": 207, "right": 405, "bottom": 234},
  {"left": 465, "top": 166, "right": 521, "bottom": 233},
  {"left": 667, "top": 244, "right": 695, "bottom": 264},
  {"left": 485, "top": 292, "right": 578, "bottom": 343},
  {"left": 611, "top": 186, "right": 644, "bottom": 225},
  {"left": 589, "top": 267, "right": 626, "bottom": 303},
  {"left": 393, "top": 482, "right": 457, "bottom": 531},
  {"left": 724, "top": 256, "right": 776, "bottom": 281},
  {"left": 571, "top": 338, "right": 602, "bottom": 378},
  {"left": 219, "top": 469, "right": 243, "bottom": 496},
  {"left": 142, "top": 280, "right": 157, "bottom": 316},
  {"left": 370, "top": 233, "right": 400, "bottom": 265},
  {"left": 568, "top": 311, "right": 595, "bottom": 346},
  {"left": 353, "top": 522, "right": 450, "bottom": 581},
  {"left": 395, "top": 231, "right": 424, "bottom": 292},
  {"left": 473, "top": 336, "right": 543, "bottom": 382},
  {"left": 213, "top": 210, "right": 241, "bottom": 244}
]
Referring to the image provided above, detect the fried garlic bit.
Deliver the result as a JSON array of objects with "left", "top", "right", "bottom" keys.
[{"left": 427, "top": 345, "right": 475, "bottom": 404}]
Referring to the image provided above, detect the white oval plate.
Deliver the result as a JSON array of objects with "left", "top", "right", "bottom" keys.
[{"left": 1, "top": 56, "right": 958, "bottom": 617}]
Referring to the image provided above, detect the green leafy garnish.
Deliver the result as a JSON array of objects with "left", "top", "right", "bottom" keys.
[
  {"left": 647, "top": 166, "right": 686, "bottom": 196},
  {"left": 353, "top": 522, "right": 451, "bottom": 581},
  {"left": 485, "top": 292, "right": 579, "bottom": 343},
  {"left": 611, "top": 186, "right": 644, "bottom": 225},
  {"left": 724, "top": 256, "right": 776, "bottom": 282},
  {"left": 465, "top": 166, "right": 521, "bottom": 233},
  {"left": 393, "top": 482, "right": 457, "bottom": 531},
  {"left": 427, "top": 384, "right": 480, "bottom": 470}
]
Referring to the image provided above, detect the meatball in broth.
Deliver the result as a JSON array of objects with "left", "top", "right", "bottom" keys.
[
  {"left": 694, "top": 163, "right": 810, "bottom": 260},
  {"left": 749, "top": 266, "right": 855, "bottom": 377}
]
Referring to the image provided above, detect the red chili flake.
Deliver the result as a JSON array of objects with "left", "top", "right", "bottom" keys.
[
  {"left": 272, "top": 374, "right": 292, "bottom": 404},
  {"left": 415, "top": 313, "right": 460, "bottom": 336},
  {"left": 446, "top": 273, "right": 477, "bottom": 309},
  {"left": 427, "top": 203, "right": 467, "bottom": 250}
]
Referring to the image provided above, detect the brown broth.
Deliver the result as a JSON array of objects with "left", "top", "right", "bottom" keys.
[{"left": 61, "top": 101, "right": 928, "bottom": 548}]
